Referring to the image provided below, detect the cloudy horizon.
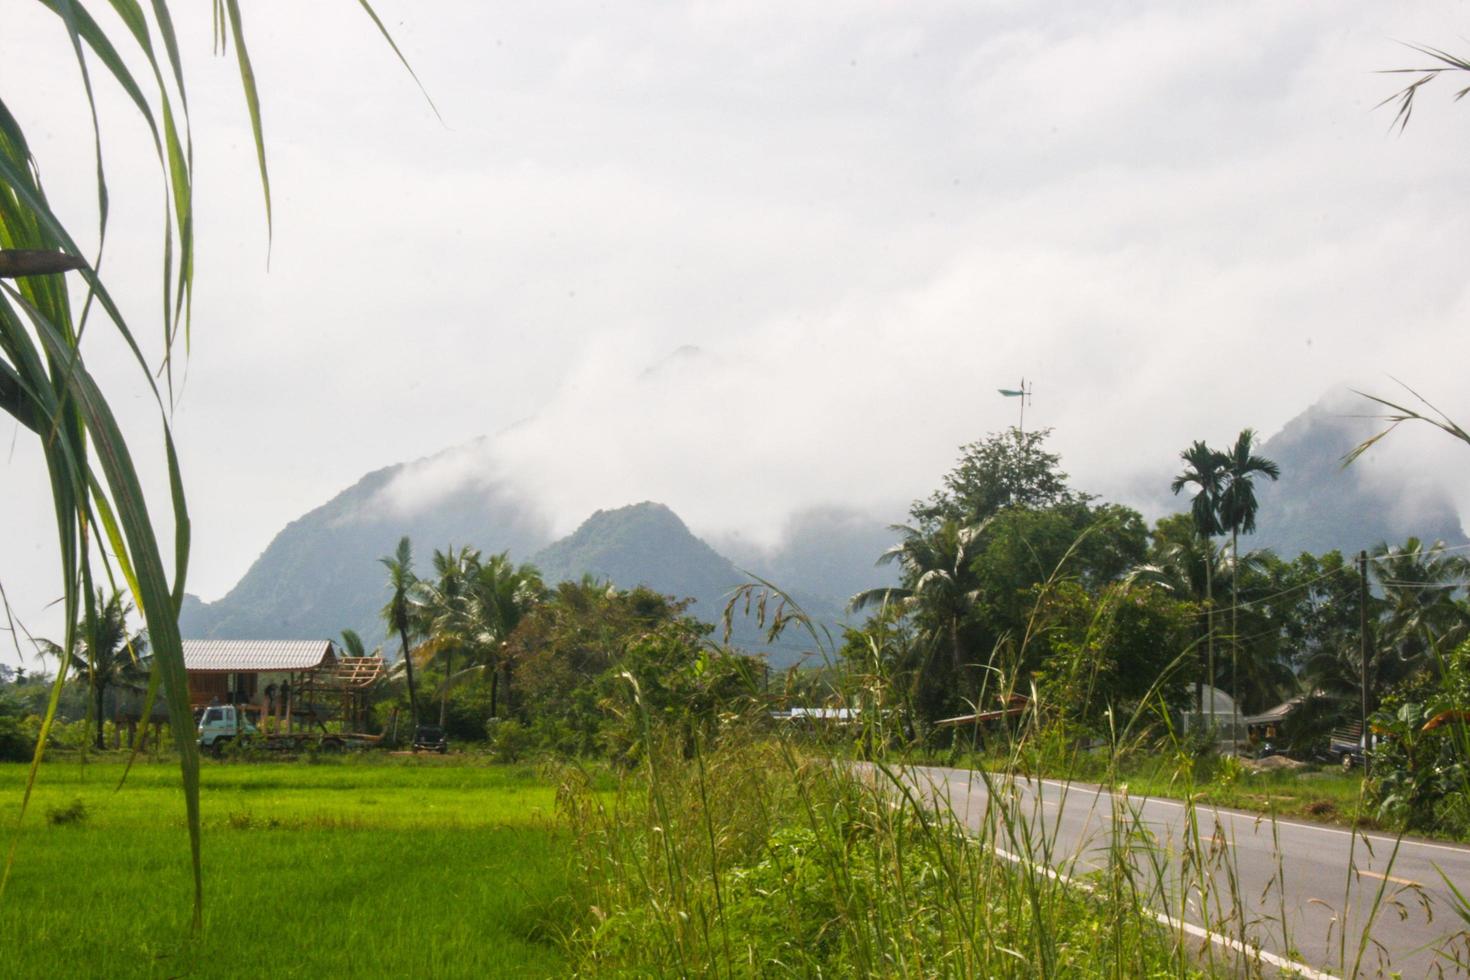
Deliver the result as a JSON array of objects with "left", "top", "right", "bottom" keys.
[{"left": 4, "top": 0, "right": 1470, "bottom": 661}]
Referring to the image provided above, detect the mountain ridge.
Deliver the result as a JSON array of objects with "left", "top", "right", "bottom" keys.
[{"left": 178, "top": 386, "right": 1468, "bottom": 663}]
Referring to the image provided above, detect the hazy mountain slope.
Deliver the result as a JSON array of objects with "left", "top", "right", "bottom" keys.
[
  {"left": 1248, "top": 389, "right": 1468, "bottom": 557},
  {"left": 533, "top": 502, "right": 843, "bottom": 667},
  {"left": 180, "top": 454, "right": 551, "bottom": 644},
  {"left": 714, "top": 506, "right": 903, "bottom": 607},
  {"left": 534, "top": 502, "right": 743, "bottom": 606}
]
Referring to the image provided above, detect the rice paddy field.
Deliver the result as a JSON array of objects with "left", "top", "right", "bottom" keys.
[{"left": 0, "top": 756, "right": 575, "bottom": 978}]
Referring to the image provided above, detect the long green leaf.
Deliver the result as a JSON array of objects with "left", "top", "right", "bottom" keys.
[
  {"left": 354, "top": 0, "right": 442, "bottom": 120},
  {"left": 221, "top": 0, "right": 271, "bottom": 243},
  {"left": 5, "top": 283, "right": 203, "bottom": 926}
]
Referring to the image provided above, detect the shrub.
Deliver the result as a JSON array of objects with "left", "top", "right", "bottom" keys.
[
  {"left": 0, "top": 715, "right": 35, "bottom": 762},
  {"left": 1368, "top": 639, "right": 1470, "bottom": 834},
  {"left": 487, "top": 719, "right": 531, "bottom": 763},
  {"left": 46, "top": 799, "right": 87, "bottom": 826}
]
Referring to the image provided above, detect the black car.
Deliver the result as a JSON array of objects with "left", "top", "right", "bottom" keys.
[{"left": 413, "top": 725, "right": 448, "bottom": 754}]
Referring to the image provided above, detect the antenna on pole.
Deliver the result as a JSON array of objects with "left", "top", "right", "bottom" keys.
[{"left": 997, "top": 379, "right": 1033, "bottom": 434}]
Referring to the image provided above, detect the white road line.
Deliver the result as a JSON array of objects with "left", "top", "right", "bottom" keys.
[
  {"left": 911, "top": 767, "right": 1343, "bottom": 978},
  {"left": 989, "top": 842, "right": 1340, "bottom": 980}
]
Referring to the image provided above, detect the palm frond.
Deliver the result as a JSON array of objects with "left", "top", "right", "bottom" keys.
[{"left": 1345, "top": 380, "right": 1470, "bottom": 467}]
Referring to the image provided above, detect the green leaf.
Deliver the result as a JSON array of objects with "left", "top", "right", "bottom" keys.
[{"left": 222, "top": 0, "right": 271, "bottom": 244}]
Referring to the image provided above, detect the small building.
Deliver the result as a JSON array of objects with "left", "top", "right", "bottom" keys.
[
  {"left": 180, "top": 639, "right": 383, "bottom": 732},
  {"left": 1179, "top": 686, "right": 1240, "bottom": 734},
  {"left": 1244, "top": 695, "right": 1308, "bottom": 744},
  {"left": 182, "top": 639, "right": 337, "bottom": 710},
  {"left": 769, "top": 706, "right": 861, "bottom": 725}
]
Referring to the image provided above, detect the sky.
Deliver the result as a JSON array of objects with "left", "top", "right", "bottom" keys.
[{"left": 3, "top": 0, "right": 1469, "bottom": 663}]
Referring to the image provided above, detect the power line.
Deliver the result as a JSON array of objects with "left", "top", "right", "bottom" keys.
[
  {"left": 1192, "top": 564, "right": 1351, "bottom": 621},
  {"left": 1366, "top": 540, "right": 1470, "bottom": 560}
]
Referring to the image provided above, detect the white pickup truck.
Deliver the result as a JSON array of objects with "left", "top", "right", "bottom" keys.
[{"left": 196, "top": 705, "right": 346, "bottom": 755}]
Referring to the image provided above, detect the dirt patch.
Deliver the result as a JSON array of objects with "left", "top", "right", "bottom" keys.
[
  {"left": 1305, "top": 799, "right": 1336, "bottom": 817},
  {"left": 1244, "top": 755, "right": 1307, "bottom": 773}
]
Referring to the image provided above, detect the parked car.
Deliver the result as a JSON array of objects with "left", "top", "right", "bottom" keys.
[
  {"left": 1328, "top": 724, "right": 1373, "bottom": 769},
  {"left": 412, "top": 725, "right": 447, "bottom": 753}
]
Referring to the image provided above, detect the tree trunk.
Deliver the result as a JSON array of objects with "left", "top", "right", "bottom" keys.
[
  {"left": 1204, "top": 541, "right": 1215, "bottom": 733},
  {"left": 489, "top": 665, "right": 499, "bottom": 719},
  {"left": 1231, "top": 528, "right": 1240, "bottom": 750},
  {"left": 950, "top": 620, "right": 965, "bottom": 704},
  {"left": 95, "top": 683, "right": 107, "bottom": 751},
  {"left": 439, "top": 649, "right": 452, "bottom": 728},
  {"left": 399, "top": 625, "right": 420, "bottom": 731}
]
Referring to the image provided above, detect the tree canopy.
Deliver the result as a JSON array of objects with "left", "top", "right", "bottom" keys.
[{"left": 912, "top": 428, "right": 1085, "bottom": 530}]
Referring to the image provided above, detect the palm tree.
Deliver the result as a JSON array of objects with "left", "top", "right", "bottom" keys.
[
  {"left": 1372, "top": 538, "right": 1470, "bottom": 683},
  {"left": 380, "top": 537, "right": 423, "bottom": 732},
  {"left": 1171, "top": 441, "right": 1228, "bottom": 729},
  {"left": 1217, "top": 429, "right": 1280, "bottom": 743},
  {"left": 414, "top": 545, "right": 480, "bottom": 728},
  {"left": 338, "top": 629, "right": 378, "bottom": 660},
  {"left": 466, "top": 553, "right": 545, "bottom": 718},
  {"left": 39, "top": 590, "right": 147, "bottom": 750},
  {"left": 851, "top": 520, "right": 987, "bottom": 713}
]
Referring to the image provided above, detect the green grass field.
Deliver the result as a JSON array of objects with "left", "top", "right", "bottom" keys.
[{"left": 0, "top": 756, "right": 574, "bottom": 978}]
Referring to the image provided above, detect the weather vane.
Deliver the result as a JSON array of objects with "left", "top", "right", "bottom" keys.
[{"left": 997, "top": 378, "right": 1033, "bottom": 434}]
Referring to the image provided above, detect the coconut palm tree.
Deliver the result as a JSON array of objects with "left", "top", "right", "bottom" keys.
[
  {"left": 414, "top": 545, "right": 480, "bottom": 728},
  {"left": 851, "top": 520, "right": 988, "bottom": 715},
  {"left": 1217, "top": 429, "right": 1280, "bottom": 742},
  {"left": 466, "top": 553, "right": 545, "bottom": 718},
  {"left": 38, "top": 590, "right": 147, "bottom": 750},
  {"left": 1372, "top": 538, "right": 1470, "bottom": 681},
  {"left": 338, "top": 629, "right": 378, "bottom": 659},
  {"left": 380, "top": 537, "right": 423, "bottom": 731},
  {"left": 1171, "top": 441, "right": 1228, "bottom": 728}
]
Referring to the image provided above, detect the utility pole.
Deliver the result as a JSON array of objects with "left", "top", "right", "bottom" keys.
[{"left": 1359, "top": 549, "right": 1371, "bottom": 776}]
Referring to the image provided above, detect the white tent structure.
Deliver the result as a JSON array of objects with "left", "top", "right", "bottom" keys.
[{"left": 1179, "top": 686, "right": 1242, "bottom": 737}]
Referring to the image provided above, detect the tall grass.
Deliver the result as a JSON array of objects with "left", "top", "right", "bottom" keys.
[
  {"left": 556, "top": 724, "right": 1208, "bottom": 976},
  {"left": 552, "top": 573, "right": 1469, "bottom": 977}
]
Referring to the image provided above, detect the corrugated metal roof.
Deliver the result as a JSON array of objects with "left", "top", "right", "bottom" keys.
[
  {"left": 1244, "top": 695, "right": 1307, "bottom": 726},
  {"left": 182, "top": 639, "right": 334, "bottom": 673}
]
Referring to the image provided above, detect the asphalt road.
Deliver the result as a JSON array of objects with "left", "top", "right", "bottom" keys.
[{"left": 898, "top": 765, "right": 1470, "bottom": 978}]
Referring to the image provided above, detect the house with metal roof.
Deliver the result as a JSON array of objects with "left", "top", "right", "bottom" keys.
[
  {"left": 182, "top": 639, "right": 337, "bottom": 709},
  {"left": 182, "top": 639, "right": 383, "bottom": 730}
]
